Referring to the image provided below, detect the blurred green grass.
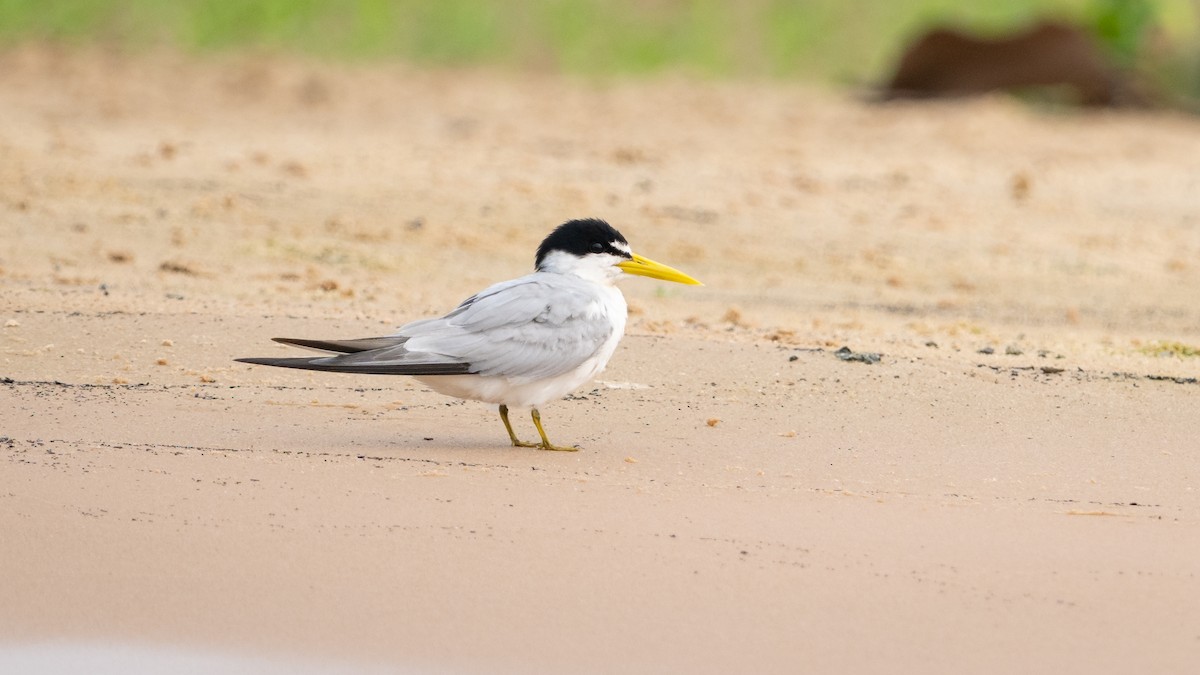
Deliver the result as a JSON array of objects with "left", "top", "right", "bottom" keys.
[{"left": 1, "top": 0, "right": 1197, "bottom": 86}]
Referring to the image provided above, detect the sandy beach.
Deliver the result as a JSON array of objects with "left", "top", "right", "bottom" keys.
[{"left": 2, "top": 47, "right": 1199, "bottom": 673}]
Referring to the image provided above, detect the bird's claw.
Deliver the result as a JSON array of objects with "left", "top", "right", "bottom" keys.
[{"left": 508, "top": 438, "right": 578, "bottom": 452}]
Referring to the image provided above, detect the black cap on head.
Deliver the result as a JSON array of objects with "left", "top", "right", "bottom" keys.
[{"left": 535, "top": 218, "right": 630, "bottom": 270}]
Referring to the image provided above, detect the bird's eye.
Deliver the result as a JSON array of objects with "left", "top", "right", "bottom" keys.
[{"left": 589, "top": 242, "right": 605, "bottom": 254}]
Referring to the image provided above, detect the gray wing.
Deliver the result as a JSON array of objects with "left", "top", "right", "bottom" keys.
[
  {"left": 236, "top": 274, "right": 614, "bottom": 381},
  {"left": 396, "top": 274, "right": 615, "bottom": 382}
]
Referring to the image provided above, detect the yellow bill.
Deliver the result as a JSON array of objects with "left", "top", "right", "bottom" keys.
[{"left": 617, "top": 253, "right": 703, "bottom": 285}]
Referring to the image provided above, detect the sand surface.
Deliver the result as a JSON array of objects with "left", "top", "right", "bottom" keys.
[{"left": 2, "top": 47, "right": 1199, "bottom": 673}]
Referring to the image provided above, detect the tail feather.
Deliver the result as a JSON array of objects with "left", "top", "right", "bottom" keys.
[
  {"left": 272, "top": 336, "right": 407, "bottom": 354},
  {"left": 235, "top": 356, "right": 471, "bottom": 376}
]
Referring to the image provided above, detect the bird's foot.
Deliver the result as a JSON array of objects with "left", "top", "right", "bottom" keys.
[
  {"left": 536, "top": 442, "right": 579, "bottom": 452},
  {"left": 507, "top": 437, "right": 578, "bottom": 451},
  {"left": 529, "top": 408, "right": 578, "bottom": 452},
  {"left": 499, "top": 405, "right": 580, "bottom": 452}
]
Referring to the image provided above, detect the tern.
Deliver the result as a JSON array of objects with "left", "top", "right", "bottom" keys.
[{"left": 236, "top": 218, "right": 701, "bottom": 451}]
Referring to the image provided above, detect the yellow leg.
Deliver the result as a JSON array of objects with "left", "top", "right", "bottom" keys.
[
  {"left": 531, "top": 408, "right": 578, "bottom": 452},
  {"left": 499, "top": 405, "right": 539, "bottom": 448}
]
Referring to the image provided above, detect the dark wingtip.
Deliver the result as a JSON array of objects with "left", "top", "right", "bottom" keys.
[
  {"left": 234, "top": 356, "right": 327, "bottom": 371},
  {"left": 232, "top": 355, "right": 300, "bottom": 365}
]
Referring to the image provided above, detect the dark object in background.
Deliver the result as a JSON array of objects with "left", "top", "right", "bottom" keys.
[
  {"left": 834, "top": 346, "right": 882, "bottom": 364},
  {"left": 881, "top": 21, "right": 1139, "bottom": 106}
]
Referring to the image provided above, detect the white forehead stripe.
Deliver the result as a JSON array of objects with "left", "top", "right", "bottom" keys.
[{"left": 612, "top": 241, "right": 632, "bottom": 255}]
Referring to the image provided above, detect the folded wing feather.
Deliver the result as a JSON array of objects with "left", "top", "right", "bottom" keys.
[{"left": 236, "top": 272, "right": 614, "bottom": 381}]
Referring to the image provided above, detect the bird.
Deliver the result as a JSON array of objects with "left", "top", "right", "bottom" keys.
[{"left": 236, "top": 218, "right": 701, "bottom": 451}]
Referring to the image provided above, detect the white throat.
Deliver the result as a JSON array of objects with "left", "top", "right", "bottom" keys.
[{"left": 537, "top": 250, "right": 625, "bottom": 286}]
